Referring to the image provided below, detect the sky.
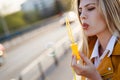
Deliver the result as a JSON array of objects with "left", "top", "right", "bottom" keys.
[{"left": 0, "top": 0, "right": 26, "bottom": 15}]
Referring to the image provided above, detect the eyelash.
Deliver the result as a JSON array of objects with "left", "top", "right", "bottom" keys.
[
  {"left": 88, "top": 7, "right": 95, "bottom": 11},
  {"left": 79, "top": 7, "right": 95, "bottom": 15}
]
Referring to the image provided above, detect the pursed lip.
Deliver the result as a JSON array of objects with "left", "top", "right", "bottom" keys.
[{"left": 82, "top": 23, "right": 89, "bottom": 30}]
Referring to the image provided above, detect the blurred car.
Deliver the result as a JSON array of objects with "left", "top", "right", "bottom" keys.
[
  {"left": 0, "top": 44, "right": 5, "bottom": 66},
  {"left": 59, "top": 11, "right": 77, "bottom": 25}
]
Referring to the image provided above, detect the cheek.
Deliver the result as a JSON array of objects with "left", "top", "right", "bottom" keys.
[
  {"left": 84, "top": 26, "right": 106, "bottom": 36},
  {"left": 94, "top": 14, "right": 107, "bottom": 33},
  {"left": 90, "top": 9, "right": 106, "bottom": 26},
  {"left": 87, "top": 12, "right": 106, "bottom": 36}
]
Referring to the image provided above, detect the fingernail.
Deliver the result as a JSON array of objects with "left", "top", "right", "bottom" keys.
[{"left": 72, "top": 55, "right": 74, "bottom": 58}]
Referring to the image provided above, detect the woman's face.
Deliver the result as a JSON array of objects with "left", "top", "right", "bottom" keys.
[{"left": 79, "top": 0, "right": 107, "bottom": 36}]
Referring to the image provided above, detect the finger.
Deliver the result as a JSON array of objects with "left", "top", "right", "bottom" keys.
[
  {"left": 80, "top": 52, "right": 91, "bottom": 65},
  {"left": 72, "top": 54, "right": 74, "bottom": 59},
  {"left": 71, "top": 55, "right": 77, "bottom": 67},
  {"left": 71, "top": 55, "right": 90, "bottom": 76},
  {"left": 71, "top": 55, "right": 83, "bottom": 70},
  {"left": 71, "top": 60, "right": 84, "bottom": 75}
]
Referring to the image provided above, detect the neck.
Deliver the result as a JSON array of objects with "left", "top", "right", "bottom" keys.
[{"left": 97, "top": 29, "right": 112, "bottom": 56}]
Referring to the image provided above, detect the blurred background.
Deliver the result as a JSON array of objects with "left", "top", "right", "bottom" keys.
[{"left": 0, "top": 0, "right": 81, "bottom": 80}]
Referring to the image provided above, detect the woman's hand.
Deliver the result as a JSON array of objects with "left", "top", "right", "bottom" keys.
[{"left": 71, "top": 52, "right": 102, "bottom": 80}]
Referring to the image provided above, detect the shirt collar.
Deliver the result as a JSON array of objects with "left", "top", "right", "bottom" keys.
[
  {"left": 90, "top": 35, "right": 117, "bottom": 60},
  {"left": 90, "top": 40, "right": 99, "bottom": 60},
  {"left": 106, "top": 35, "right": 117, "bottom": 57}
]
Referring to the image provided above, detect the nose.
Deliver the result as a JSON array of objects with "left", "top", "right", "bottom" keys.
[{"left": 80, "top": 11, "right": 87, "bottom": 20}]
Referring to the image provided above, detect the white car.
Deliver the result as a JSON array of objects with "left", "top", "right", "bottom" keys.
[{"left": 59, "top": 11, "right": 77, "bottom": 25}]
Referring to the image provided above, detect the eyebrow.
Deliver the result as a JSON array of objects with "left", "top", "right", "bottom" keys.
[{"left": 79, "top": 3, "right": 96, "bottom": 9}]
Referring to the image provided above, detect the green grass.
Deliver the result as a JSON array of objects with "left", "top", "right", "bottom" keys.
[
  {"left": 4, "top": 11, "right": 27, "bottom": 32},
  {"left": 0, "top": 11, "right": 38, "bottom": 36}
]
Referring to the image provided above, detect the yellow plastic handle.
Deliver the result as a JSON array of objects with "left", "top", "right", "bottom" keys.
[{"left": 70, "top": 43, "right": 80, "bottom": 60}]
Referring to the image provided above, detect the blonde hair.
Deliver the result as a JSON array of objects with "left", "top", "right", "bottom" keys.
[
  {"left": 99, "top": 0, "right": 120, "bottom": 37},
  {"left": 73, "top": 0, "right": 120, "bottom": 56}
]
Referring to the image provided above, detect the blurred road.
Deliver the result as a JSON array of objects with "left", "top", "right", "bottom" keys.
[
  {"left": 45, "top": 51, "right": 73, "bottom": 80},
  {"left": 0, "top": 17, "right": 79, "bottom": 80}
]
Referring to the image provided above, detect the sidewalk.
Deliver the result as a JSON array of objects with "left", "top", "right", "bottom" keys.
[{"left": 45, "top": 51, "right": 73, "bottom": 80}]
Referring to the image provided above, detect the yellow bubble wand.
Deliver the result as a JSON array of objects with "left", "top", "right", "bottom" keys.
[
  {"left": 65, "top": 17, "right": 81, "bottom": 80},
  {"left": 65, "top": 17, "right": 80, "bottom": 60}
]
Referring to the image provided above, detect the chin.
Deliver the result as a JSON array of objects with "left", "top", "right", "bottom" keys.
[{"left": 85, "top": 32, "right": 95, "bottom": 37}]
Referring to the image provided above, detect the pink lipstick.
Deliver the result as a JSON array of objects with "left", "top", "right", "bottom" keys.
[{"left": 82, "top": 23, "right": 89, "bottom": 30}]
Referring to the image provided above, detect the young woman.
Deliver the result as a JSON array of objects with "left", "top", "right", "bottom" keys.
[{"left": 71, "top": 0, "right": 120, "bottom": 80}]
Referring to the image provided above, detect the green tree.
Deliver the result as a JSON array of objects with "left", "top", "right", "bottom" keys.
[{"left": 58, "top": 0, "right": 72, "bottom": 12}]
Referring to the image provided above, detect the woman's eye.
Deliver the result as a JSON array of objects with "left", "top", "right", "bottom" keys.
[{"left": 88, "top": 7, "right": 95, "bottom": 11}]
